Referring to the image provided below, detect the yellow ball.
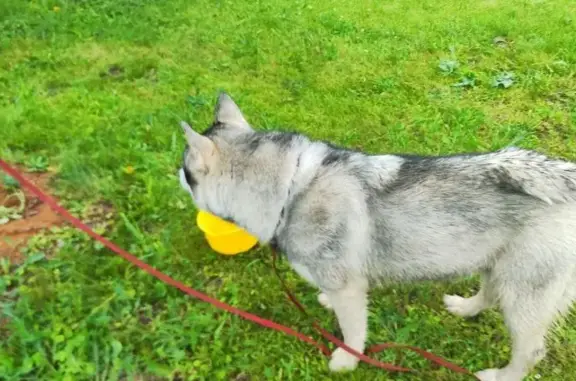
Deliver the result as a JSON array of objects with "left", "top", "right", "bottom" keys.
[{"left": 196, "top": 210, "right": 258, "bottom": 255}]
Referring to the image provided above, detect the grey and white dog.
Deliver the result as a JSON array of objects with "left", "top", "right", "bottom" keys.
[{"left": 178, "top": 93, "right": 576, "bottom": 381}]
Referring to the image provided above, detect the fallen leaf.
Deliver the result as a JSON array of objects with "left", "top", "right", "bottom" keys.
[
  {"left": 453, "top": 75, "right": 476, "bottom": 88},
  {"left": 438, "top": 59, "right": 459, "bottom": 75},
  {"left": 492, "top": 71, "right": 515, "bottom": 88},
  {"left": 493, "top": 36, "right": 508, "bottom": 48}
]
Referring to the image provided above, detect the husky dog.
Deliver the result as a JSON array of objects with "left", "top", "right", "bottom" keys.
[{"left": 178, "top": 93, "right": 576, "bottom": 381}]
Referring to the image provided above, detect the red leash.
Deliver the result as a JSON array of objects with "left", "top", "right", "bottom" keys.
[{"left": 0, "top": 159, "right": 478, "bottom": 379}]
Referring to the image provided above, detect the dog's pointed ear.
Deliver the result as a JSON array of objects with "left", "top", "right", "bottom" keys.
[
  {"left": 180, "top": 121, "right": 216, "bottom": 170},
  {"left": 214, "top": 92, "right": 251, "bottom": 130}
]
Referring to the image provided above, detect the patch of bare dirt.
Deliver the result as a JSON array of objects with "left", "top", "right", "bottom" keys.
[{"left": 0, "top": 167, "right": 65, "bottom": 264}]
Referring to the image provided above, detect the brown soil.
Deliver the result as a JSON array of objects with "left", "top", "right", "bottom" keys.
[{"left": 0, "top": 167, "right": 65, "bottom": 264}]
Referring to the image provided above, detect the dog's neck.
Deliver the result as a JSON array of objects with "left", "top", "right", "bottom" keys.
[
  {"left": 269, "top": 154, "right": 301, "bottom": 245},
  {"left": 267, "top": 142, "right": 327, "bottom": 247}
]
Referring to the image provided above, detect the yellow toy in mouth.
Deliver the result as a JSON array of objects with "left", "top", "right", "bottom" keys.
[{"left": 196, "top": 210, "right": 259, "bottom": 255}]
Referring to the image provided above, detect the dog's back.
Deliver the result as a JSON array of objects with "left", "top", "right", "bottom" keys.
[
  {"left": 279, "top": 144, "right": 576, "bottom": 280},
  {"left": 441, "top": 147, "right": 576, "bottom": 204},
  {"left": 362, "top": 148, "right": 576, "bottom": 279}
]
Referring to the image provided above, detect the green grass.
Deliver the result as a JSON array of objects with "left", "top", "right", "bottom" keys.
[{"left": 1, "top": 0, "right": 576, "bottom": 379}]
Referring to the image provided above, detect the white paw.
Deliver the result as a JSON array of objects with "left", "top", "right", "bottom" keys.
[
  {"left": 318, "top": 293, "right": 333, "bottom": 310},
  {"left": 475, "top": 369, "right": 500, "bottom": 381},
  {"left": 476, "top": 368, "right": 525, "bottom": 381},
  {"left": 443, "top": 294, "right": 479, "bottom": 318},
  {"left": 328, "top": 348, "right": 359, "bottom": 372}
]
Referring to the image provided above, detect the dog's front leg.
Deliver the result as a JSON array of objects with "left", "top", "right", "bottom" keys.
[{"left": 324, "top": 279, "right": 368, "bottom": 372}]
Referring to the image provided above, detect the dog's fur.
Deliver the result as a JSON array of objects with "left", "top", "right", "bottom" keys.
[{"left": 178, "top": 93, "right": 576, "bottom": 381}]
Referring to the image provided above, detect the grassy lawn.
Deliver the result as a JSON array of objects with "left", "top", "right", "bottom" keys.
[{"left": 1, "top": 0, "right": 576, "bottom": 380}]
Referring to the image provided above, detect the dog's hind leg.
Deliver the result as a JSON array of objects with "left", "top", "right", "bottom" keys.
[
  {"left": 444, "top": 271, "right": 495, "bottom": 318},
  {"left": 475, "top": 254, "right": 575, "bottom": 381}
]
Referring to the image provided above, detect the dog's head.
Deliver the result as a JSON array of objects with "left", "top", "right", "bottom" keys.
[
  {"left": 178, "top": 93, "right": 297, "bottom": 241},
  {"left": 178, "top": 93, "right": 254, "bottom": 217}
]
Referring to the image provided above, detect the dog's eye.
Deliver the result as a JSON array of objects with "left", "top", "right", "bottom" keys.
[
  {"left": 183, "top": 166, "right": 197, "bottom": 189},
  {"left": 181, "top": 147, "right": 198, "bottom": 189},
  {"left": 223, "top": 216, "right": 236, "bottom": 224}
]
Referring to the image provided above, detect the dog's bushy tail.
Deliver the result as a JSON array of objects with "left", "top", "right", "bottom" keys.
[{"left": 485, "top": 147, "right": 576, "bottom": 204}]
